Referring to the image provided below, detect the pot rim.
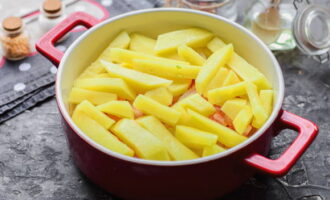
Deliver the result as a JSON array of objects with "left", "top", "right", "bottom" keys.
[{"left": 56, "top": 8, "right": 285, "bottom": 166}]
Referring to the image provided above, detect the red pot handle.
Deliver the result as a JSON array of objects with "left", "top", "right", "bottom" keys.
[
  {"left": 36, "top": 12, "right": 99, "bottom": 66},
  {"left": 244, "top": 110, "right": 318, "bottom": 176}
]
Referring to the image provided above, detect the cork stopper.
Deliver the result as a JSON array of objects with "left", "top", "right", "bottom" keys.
[
  {"left": 2, "top": 17, "right": 22, "bottom": 32},
  {"left": 43, "top": 0, "right": 62, "bottom": 14}
]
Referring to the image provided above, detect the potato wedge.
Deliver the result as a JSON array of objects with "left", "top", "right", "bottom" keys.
[
  {"left": 145, "top": 87, "right": 173, "bottom": 106},
  {"left": 175, "top": 125, "right": 218, "bottom": 149},
  {"left": 222, "top": 70, "right": 240, "bottom": 86},
  {"left": 233, "top": 105, "right": 253, "bottom": 134},
  {"left": 68, "top": 88, "right": 117, "bottom": 105},
  {"left": 208, "top": 82, "right": 247, "bottom": 105},
  {"left": 137, "top": 116, "right": 198, "bottom": 161},
  {"left": 108, "top": 31, "right": 131, "bottom": 49},
  {"left": 185, "top": 109, "right": 247, "bottom": 147},
  {"left": 168, "top": 79, "right": 192, "bottom": 97},
  {"left": 260, "top": 90, "right": 274, "bottom": 116},
  {"left": 221, "top": 98, "right": 247, "bottom": 120},
  {"left": 112, "top": 119, "right": 170, "bottom": 161},
  {"left": 155, "top": 28, "right": 213, "bottom": 55},
  {"left": 97, "top": 101, "right": 134, "bottom": 119},
  {"left": 129, "top": 33, "right": 156, "bottom": 54},
  {"left": 102, "top": 61, "right": 172, "bottom": 92},
  {"left": 74, "top": 78, "right": 136, "bottom": 101},
  {"left": 132, "top": 59, "right": 200, "bottom": 79},
  {"left": 207, "top": 37, "right": 226, "bottom": 52},
  {"left": 204, "top": 67, "right": 229, "bottom": 95},
  {"left": 173, "top": 93, "right": 215, "bottom": 116},
  {"left": 133, "top": 95, "right": 181, "bottom": 126},
  {"left": 195, "top": 44, "right": 234, "bottom": 94},
  {"left": 72, "top": 109, "right": 134, "bottom": 156},
  {"left": 178, "top": 44, "right": 206, "bottom": 66},
  {"left": 202, "top": 144, "right": 226, "bottom": 157}
]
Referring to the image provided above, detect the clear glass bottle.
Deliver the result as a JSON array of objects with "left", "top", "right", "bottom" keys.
[
  {"left": 244, "top": 0, "right": 297, "bottom": 51},
  {"left": 38, "top": 0, "right": 68, "bottom": 42},
  {"left": 0, "top": 17, "right": 31, "bottom": 61}
]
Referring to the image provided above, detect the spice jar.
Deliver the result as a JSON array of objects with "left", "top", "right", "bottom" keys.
[
  {"left": 38, "top": 0, "right": 68, "bottom": 42},
  {"left": 0, "top": 17, "right": 31, "bottom": 61}
]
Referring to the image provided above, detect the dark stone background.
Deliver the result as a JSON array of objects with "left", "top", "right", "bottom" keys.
[{"left": 0, "top": 0, "right": 330, "bottom": 199}]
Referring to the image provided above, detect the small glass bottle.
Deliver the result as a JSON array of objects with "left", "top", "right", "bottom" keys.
[
  {"left": 38, "top": 0, "right": 68, "bottom": 42},
  {"left": 0, "top": 17, "right": 31, "bottom": 61}
]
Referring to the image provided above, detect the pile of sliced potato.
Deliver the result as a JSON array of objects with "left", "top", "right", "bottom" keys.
[{"left": 68, "top": 28, "right": 274, "bottom": 161}]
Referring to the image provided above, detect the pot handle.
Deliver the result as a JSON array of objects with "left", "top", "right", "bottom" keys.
[
  {"left": 244, "top": 110, "right": 318, "bottom": 176},
  {"left": 36, "top": 12, "right": 99, "bottom": 66}
]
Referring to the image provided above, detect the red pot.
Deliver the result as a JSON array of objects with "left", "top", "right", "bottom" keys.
[{"left": 36, "top": 9, "right": 318, "bottom": 200}]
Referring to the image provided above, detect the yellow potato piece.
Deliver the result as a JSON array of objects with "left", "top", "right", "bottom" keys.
[
  {"left": 195, "top": 44, "right": 234, "bottom": 94},
  {"left": 233, "top": 105, "right": 253, "bottom": 134},
  {"left": 94, "top": 73, "right": 111, "bottom": 78},
  {"left": 228, "top": 53, "right": 271, "bottom": 89},
  {"left": 222, "top": 70, "right": 240, "bottom": 86},
  {"left": 195, "top": 47, "right": 212, "bottom": 58},
  {"left": 68, "top": 88, "right": 117, "bottom": 105},
  {"left": 75, "top": 100, "right": 115, "bottom": 129},
  {"left": 178, "top": 44, "right": 206, "bottom": 66},
  {"left": 168, "top": 79, "right": 192, "bottom": 97},
  {"left": 97, "top": 101, "right": 134, "bottom": 119},
  {"left": 108, "top": 48, "right": 188, "bottom": 66},
  {"left": 221, "top": 98, "right": 247, "bottom": 120},
  {"left": 260, "top": 90, "right": 274, "bottom": 116},
  {"left": 208, "top": 82, "right": 247, "bottom": 105},
  {"left": 132, "top": 59, "right": 200, "bottom": 79},
  {"left": 112, "top": 119, "right": 170, "bottom": 161},
  {"left": 207, "top": 37, "right": 227, "bottom": 52},
  {"left": 133, "top": 95, "right": 181, "bottom": 126},
  {"left": 185, "top": 109, "right": 247, "bottom": 147},
  {"left": 145, "top": 87, "right": 173, "bottom": 106},
  {"left": 202, "top": 144, "right": 226, "bottom": 157},
  {"left": 108, "top": 31, "right": 131, "bottom": 49},
  {"left": 102, "top": 61, "right": 172, "bottom": 92},
  {"left": 74, "top": 78, "right": 136, "bottom": 101},
  {"left": 155, "top": 28, "right": 213, "bottom": 55},
  {"left": 245, "top": 82, "right": 268, "bottom": 129},
  {"left": 204, "top": 67, "right": 229, "bottom": 95},
  {"left": 77, "top": 62, "right": 106, "bottom": 80},
  {"left": 129, "top": 33, "right": 156, "bottom": 54},
  {"left": 72, "top": 109, "right": 134, "bottom": 157},
  {"left": 137, "top": 116, "right": 198, "bottom": 161},
  {"left": 160, "top": 52, "right": 185, "bottom": 61},
  {"left": 173, "top": 93, "right": 215, "bottom": 116},
  {"left": 175, "top": 125, "right": 218, "bottom": 149}
]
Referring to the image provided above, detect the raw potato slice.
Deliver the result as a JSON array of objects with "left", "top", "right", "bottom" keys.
[
  {"left": 195, "top": 47, "right": 212, "bottom": 58},
  {"left": 207, "top": 37, "right": 227, "bottom": 52},
  {"left": 109, "top": 48, "right": 188, "bottom": 66},
  {"left": 168, "top": 79, "right": 192, "bottom": 97},
  {"left": 175, "top": 125, "right": 218, "bottom": 149},
  {"left": 222, "top": 70, "right": 240, "bottom": 86},
  {"left": 95, "top": 73, "right": 111, "bottom": 78},
  {"left": 204, "top": 67, "right": 229, "bottom": 95},
  {"left": 133, "top": 95, "right": 181, "bottom": 126},
  {"left": 221, "top": 98, "right": 247, "bottom": 120},
  {"left": 112, "top": 119, "right": 170, "bottom": 161},
  {"left": 145, "top": 87, "right": 173, "bottom": 106},
  {"left": 129, "top": 33, "right": 156, "bottom": 54},
  {"left": 228, "top": 53, "right": 271, "bottom": 89},
  {"left": 97, "top": 101, "right": 134, "bottom": 119},
  {"left": 72, "top": 110, "right": 134, "bottom": 156},
  {"left": 245, "top": 82, "right": 268, "bottom": 129},
  {"left": 173, "top": 93, "right": 215, "bottom": 116},
  {"left": 202, "top": 144, "right": 226, "bottom": 157},
  {"left": 108, "top": 31, "right": 131, "bottom": 49},
  {"left": 102, "top": 61, "right": 172, "bottom": 92},
  {"left": 195, "top": 44, "right": 234, "bottom": 94},
  {"left": 178, "top": 44, "right": 206, "bottom": 66},
  {"left": 260, "top": 90, "right": 274, "bottom": 116},
  {"left": 74, "top": 78, "right": 136, "bottom": 101},
  {"left": 185, "top": 109, "right": 247, "bottom": 147},
  {"left": 68, "top": 88, "right": 117, "bottom": 105},
  {"left": 208, "top": 82, "right": 247, "bottom": 105},
  {"left": 77, "top": 62, "right": 107, "bottom": 80},
  {"left": 75, "top": 100, "right": 115, "bottom": 129},
  {"left": 132, "top": 59, "right": 200, "bottom": 79},
  {"left": 155, "top": 28, "right": 213, "bottom": 55},
  {"left": 137, "top": 116, "right": 198, "bottom": 161},
  {"left": 233, "top": 105, "right": 253, "bottom": 134}
]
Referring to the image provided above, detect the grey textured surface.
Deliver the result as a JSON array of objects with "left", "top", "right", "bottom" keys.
[{"left": 0, "top": 0, "right": 330, "bottom": 200}]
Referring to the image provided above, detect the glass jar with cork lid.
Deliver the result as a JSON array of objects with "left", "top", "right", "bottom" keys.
[
  {"left": 0, "top": 16, "right": 31, "bottom": 61},
  {"left": 38, "top": 0, "right": 68, "bottom": 41}
]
